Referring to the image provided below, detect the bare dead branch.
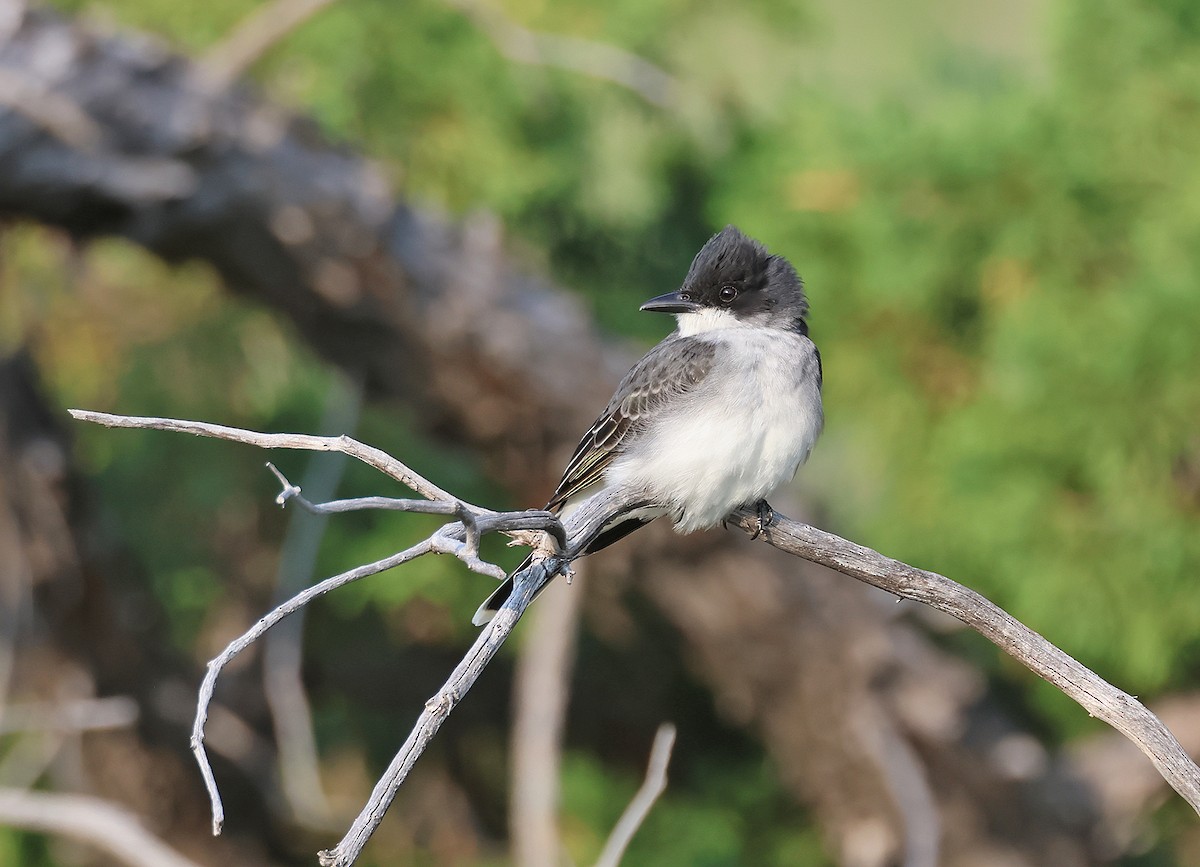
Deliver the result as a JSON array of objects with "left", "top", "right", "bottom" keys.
[
  {"left": 70, "top": 411, "right": 568, "bottom": 556},
  {"left": 444, "top": 0, "right": 678, "bottom": 108},
  {"left": 726, "top": 505, "right": 1200, "bottom": 818},
  {"left": 319, "top": 489, "right": 654, "bottom": 866},
  {"left": 69, "top": 409, "right": 464, "bottom": 505},
  {"left": 317, "top": 554, "right": 566, "bottom": 866},
  {"left": 269, "top": 463, "right": 468, "bottom": 516},
  {"left": 69, "top": 408, "right": 594, "bottom": 859},
  {"left": 72, "top": 407, "right": 1200, "bottom": 862},
  {"left": 195, "top": 539, "right": 434, "bottom": 834},
  {"left": 594, "top": 722, "right": 677, "bottom": 867},
  {"left": 199, "top": 0, "right": 341, "bottom": 91},
  {"left": 0, "top": 787, "right": 202, "bottom": 867},
  {"left": 1072, "top": 692, "right": 1200, "bottom": 850}
]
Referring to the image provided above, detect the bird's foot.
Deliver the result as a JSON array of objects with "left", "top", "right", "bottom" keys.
[{"left": 749, "top": 499, "right": 774, "bottom": 540}]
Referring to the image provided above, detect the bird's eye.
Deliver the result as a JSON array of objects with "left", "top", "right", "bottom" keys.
[{"left": 718, "top": 285, "right": 738, "bottom": 304}]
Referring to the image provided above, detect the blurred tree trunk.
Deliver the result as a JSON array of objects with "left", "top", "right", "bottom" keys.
[{"left": 0, "top": 7, "right": 1126, "bottom": 865}]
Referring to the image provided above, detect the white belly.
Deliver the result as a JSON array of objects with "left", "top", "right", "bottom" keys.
[{"left": 606, "top": 329, "right": 823, "bottom": 532}]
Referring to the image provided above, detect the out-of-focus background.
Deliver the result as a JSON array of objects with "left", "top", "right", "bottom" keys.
[{"left": 1, "top": 0, "right": 1199, "bottom": 864}]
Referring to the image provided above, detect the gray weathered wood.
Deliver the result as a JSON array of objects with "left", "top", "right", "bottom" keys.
[{"left": 725, "top": 504, "right": 1200, "bottom": 817}]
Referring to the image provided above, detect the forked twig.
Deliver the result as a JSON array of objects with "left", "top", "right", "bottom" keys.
[
  {"left": 68, "top": 409, "right": 638, "bottom": 864},
  {"left": 68, "top": 410, "right": 572, "bottom": 841}
]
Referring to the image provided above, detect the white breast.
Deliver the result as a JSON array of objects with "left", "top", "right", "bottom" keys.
[{"left": 607, "top": 327, "right": 823, "bottom": 532}]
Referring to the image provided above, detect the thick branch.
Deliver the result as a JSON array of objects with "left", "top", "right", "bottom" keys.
[{"left": 727, "top": 506, "right": 1200, "bottom": 817}]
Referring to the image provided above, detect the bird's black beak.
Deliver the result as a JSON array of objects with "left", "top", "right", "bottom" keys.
[{"left": 639, "top": 291, "right": 701, "bottom": 314}]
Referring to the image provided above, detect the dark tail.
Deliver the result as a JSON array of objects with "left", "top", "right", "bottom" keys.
[
  {"left": 471, "top": 554, "right": 537, "bottom": 626},
  {"left": 470, "top": 515, "right": 656, "bottom": 626}
]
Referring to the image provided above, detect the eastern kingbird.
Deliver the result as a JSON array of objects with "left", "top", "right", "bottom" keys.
[{"left": 473, "top": 225, "right": 824, "bottom": 625}]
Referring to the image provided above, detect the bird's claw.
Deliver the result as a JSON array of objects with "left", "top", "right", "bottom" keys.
[{"left": 749, "top": 499, "right": 773, "bottom": 540}]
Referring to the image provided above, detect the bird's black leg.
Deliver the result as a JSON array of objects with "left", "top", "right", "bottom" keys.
[
  {"left": 749, "top": 499, "right": 774, "bottom": 540},
  {"left": 724, "top": 500, "right": 774, "bottom": 536}
]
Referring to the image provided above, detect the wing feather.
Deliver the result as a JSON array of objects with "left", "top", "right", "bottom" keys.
[{"left": 546, "top": 337, "right": 716, "bottom": 511}]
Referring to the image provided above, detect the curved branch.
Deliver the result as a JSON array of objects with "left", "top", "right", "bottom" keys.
[
  {"left": 193, "top": 539, "right": 434, "bottom": 834},
  {"left": 68, "top": 410, "right": 464, "bottom": 505},
  {"left": 72, "top": 408, "right": 1200, "bottom": 856},
  {"left": 725, "top": 505, "right": 1200, "bottom": 817}
]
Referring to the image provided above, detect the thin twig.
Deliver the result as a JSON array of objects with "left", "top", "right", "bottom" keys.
[
  {"left": 194, "top": 540, "right": 434, "bottom": 834},
  {"left": 594, "top": 723, "right": 677, "bottom": 867},
  {"left": 727, "top": 505, "right": 1200, "bottom": 818},
  {"left": 0, "top": 788, "right": 202, "bottom": 867},
  {"left": 69, "top": 409, "right": 469, "bottom": 507},
  {"left": 192, "top": 502, "right": 554, "bottom": 832},
  {"left": 268, "top": 462, "right": 565, "bottom": 550},
  {"left": 317, "top": 491, "right": 649, "bottom": 866}
]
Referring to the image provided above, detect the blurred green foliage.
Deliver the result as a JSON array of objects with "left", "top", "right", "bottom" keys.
[{"left": 6, "top": 0, "right": 1199, "bottom": 862}]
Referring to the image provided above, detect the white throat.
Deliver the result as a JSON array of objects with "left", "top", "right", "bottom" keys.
[{"left": 674, "top": 307, "right": 747, "bottom": 337}]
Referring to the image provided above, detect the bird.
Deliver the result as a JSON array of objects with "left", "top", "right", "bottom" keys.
[{"left": 473, "top": 225, "right": 824, "bottom": 625}]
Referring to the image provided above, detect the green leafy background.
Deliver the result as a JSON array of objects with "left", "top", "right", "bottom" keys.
[{"left": 4, "top": 0, "right": 1199, "bottom": 863}]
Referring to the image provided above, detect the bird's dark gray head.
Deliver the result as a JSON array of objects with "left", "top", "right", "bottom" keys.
[{"left": 640, "top": 226, "right": 810, "bottom": 335}]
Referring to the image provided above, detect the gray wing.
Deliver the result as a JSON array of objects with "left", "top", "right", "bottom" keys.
[{"left": 546, "top": 336, "right": 716, "bottom": 512}]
